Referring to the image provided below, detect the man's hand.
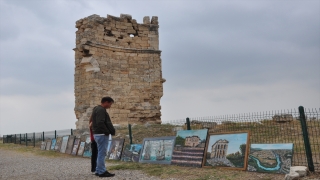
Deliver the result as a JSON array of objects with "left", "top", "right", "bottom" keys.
[{"left": 89, "top": 122, "right": 92, "bottom": 128}]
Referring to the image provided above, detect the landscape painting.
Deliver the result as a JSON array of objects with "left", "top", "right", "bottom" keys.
[
  {"left": 60, "top": 136, "right": 69, "bottom": 153},
  {"left": 121, "top": 144, "right": 142, "bottom": 162},
  {"left": 171, "top": 129, "right": 208, "bottom": 167},
  {"left": 71, "top": 138, "right": 80, "bottom": 155},
  {"left": 107, "top": 138, "right": 125, "bottom": 160},
  {"left": 55, "top": 137, "right": 62, "bottom": 152},
  {"left": 83, "top": 136, "right": 92, "bottom": 158},
  {"left": 45, "top": 140, "right": 51, "bottom": 151},
  {"left": 40, "top": 141, "right": 46, "bottom": 150},
  {"left": 50, "top": 139, "right": 56, "bottom": 150},
  {"left": 247, "top": 143, "right": 293, "bottom": 174},
  {"left": 203, "top": 131, "right": 249, "bottom": 170},
  {"left": 77, "top": 141, "right": 85, "bottom": 156},
  {"left": 65, "top": 135, "right": 75, "bottom": 154},
  {"left": 140, "top": 136, "right": 175, "bottom": 165}
]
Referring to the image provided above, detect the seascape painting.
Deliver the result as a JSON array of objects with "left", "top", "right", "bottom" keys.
[
  {"left": 60, "top": 136, "right": 69, "bottom": 153},
  {"left": 203, "top": 131, "right": 249, "bottom": 170},
  {"left": 77, "top": 142, "right": 85, "bottom": 156},
  {"left": 171, "top": 129, "right": 208, "bottom": 167},
  {"left": 50, "top": 139, "right": 56, "bottom": 150},
  {"left": 121, "top": 144, "right": 142, "bottom": 162},
  {"left": 140, "top": 136, "right": 175, "bottom": 164},
  {"left": 54, "top": 137, "right": 62, "bottom": 151},
  {"left": 247, "top": 144, "right": 293, "bottom": 174},
  {"left": 83, "top": 136, "right": 92, "bottom": 158},
  {"left": 71, "top": 138, "right": 80, "bottom": 155},
  {"left": 107, "top": 138, "right": 125, "bottom": 160}
]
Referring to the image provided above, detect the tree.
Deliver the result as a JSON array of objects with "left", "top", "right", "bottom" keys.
[
  {"left": 175, "top": 135, "right": 185, "bottom": 146},
  {"left": 239, "top": 144, "right": 246, "bottom": 156}
]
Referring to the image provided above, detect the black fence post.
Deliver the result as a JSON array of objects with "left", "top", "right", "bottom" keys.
[
  {"left": 128, "top": 124, "right": 133, "bottom": 144},
  {"left": 14, "top": 134, "right": 16, "bottom": 144},
  {"left": 298, "top": 106, "right": 314, "bottom": 172},
  {"left": 186, "top": 117, "right": 191, "bottom": 130},
  {"left": 20, "top": 134, "right": 21, "bottom": 144},
  {"left": 25, "top": 133, "right": 28, "bottom": 146},
  {"left": 33, "top": 132, "right": 35, "bottom": 147},
  {"left": 71, "top": 129, "right": 73, "bottom": 135},
  {"left": 42, "top": 131, "right": 44, "bottom": 141},
  {"left": 54, "top": 130, "right": 57, "bottom": 139}
]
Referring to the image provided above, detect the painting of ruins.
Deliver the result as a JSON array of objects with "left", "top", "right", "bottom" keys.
[
  {"left": 140, "top": 136, "right": 175, "bottom": 165},
  {"left": 77, "top": 141, "right": 85, "bottom": 156},
  {"left": 121, "top": 144, "right": 142, "bottom": 162},
  {"left": 247, "top": 143, "right": 293, "bottom": 174},
  {"left": 107, "top": 138, "right": 125, "bottom": 160},
  {"left": 40, "top": 141, "right": 46, "bottom": 150},
  {"left": 83, "top": 136, "right": 92, "bottom": 158},
  {"left": 65, "top": 135, "right": 75, "bottom": 154},
  {"left": 54, "top": 137, "right": 62, "bottom": 152},
  {"left": 50, "top": 139, "right": 56, "bottom": 150},
  {"left": 203, "top": 131, "right": 250, "bottom": 170},
  {"left": 45, "top": 140, "right": 51, "bottom": 151},
  {"left": 60, "top": 136, "right": 69, "bottom": 153},
  {"left": 171, "top": 129, "right": 208, "bottom": 167},
  {"left": 71, "top": 138, "right": 80, "bottom": 155}
]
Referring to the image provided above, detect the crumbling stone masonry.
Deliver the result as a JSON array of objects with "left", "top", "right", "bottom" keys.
[{"left": 74, "top": 14, "right": 165, "bottom": 129}]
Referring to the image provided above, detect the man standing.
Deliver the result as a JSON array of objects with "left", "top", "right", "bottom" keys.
[{"left": 92, "top": 97, "right": 116, "bottom": 177}]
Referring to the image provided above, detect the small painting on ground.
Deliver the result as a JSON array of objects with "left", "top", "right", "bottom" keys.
[
  {"left": 171, "top": 129, "right": 208, "bottom": 167},
  {"left": 121, "top": 144, "right": 142, "bottom": 162},
  {"left": 45, "top": 140, "right": 51, "bottom": 151},
  {"left": 50, "top": 139, "right": 56, "bottom": 150},
  {"left": 65, "top": 135, "right": 75, "bottom": 154},
  {"left": 83, "top": 136, "right": 92, "bottom": 158},
  {"left": 107, "top": 138, "right": 125, "bottom": 160},
  {"left": 77, "top": 141, "right": 85, "bottom": 156},
  {"left": 203, "top": 131, "right": 250, "bottom": 170},
  {"left": 60, "top": 136, "right": 69, "bottom": 153},
  {"left": 140, "top": 136, "right": 175, "bottom": 165},
  {"left": 71, "top": 138, "right": 80, "bottom": 155},
  {"left": 55, "top": 137, "right": 62, "bottom": 152},
  {"left": 247, "top": 143, "right": 293, "bottom": 174},
  {"left": 40, "top": 141, "right": 46, "bottom": 150}
]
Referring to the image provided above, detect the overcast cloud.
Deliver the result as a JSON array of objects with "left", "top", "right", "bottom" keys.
[{"left": 0, "top": 0, "right": 319, "bottom": 135}]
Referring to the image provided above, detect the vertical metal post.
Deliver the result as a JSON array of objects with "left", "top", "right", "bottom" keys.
[
  {"left": 299, "top": 106, "right": 314, "bottom": 172},
  {"left": 15, "top": 134, "right": 16, "bottom": 144},
  {"left": 26, "top": 133, "right": 28, "bottom": 146},
  {"left": 71, "top": 129, "right": 73, "bottom": 135},
  {"left": 128, "top": 124, "right": 133, "bottom": 144},
  {"left": 186, "top": 117, "right": 191, "bottom": 130},
  {"left": 42, "top": 131, "right": 44, "bottom": 141},
  {"left": 20, "top": 134, "right": 21, "bottom": 144},
  {"left": 33, "top": 132, "right": 35, "bottom": 147},
  {"left": 54, "top": 130, "right": 57, "bottom": 139}
]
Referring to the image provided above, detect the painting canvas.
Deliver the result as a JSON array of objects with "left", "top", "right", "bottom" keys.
[
  {"left": 83, "top": 136, "right": 92, "bottom": 158},
  {"left": 77, "top": 141, "right": 86, "bottom": 156},
  {"left": 121, "top": 144, "right": 142, "bottom": 162},
  {"left": 140, "top": 136, "right": 175, "bottom": 164},
  {"left": 55, "top": 137, "right": 62, "bottom": 152},
  {"left": 50, "top": 139, "right": 56, "bottom": 150},
  {"left": 65, "top": 135, "right": 75, "bottom": 154},
  {"left": 60, "top": 136, "right": 69, "bottom": 153},
  {"left": 40, "top": 141, "right": 46, "bottom": 150},
  {"left": 45, "top": 140, "right": 51, "bottom": 151},
  {"left": 107, "top": 138, "right": 125, "bottom": 160},
  {"left": 247, "top": 144, "right": 293, "bottom": 174},
  {"left": 203, "top": 131, "right": 250, "bottom": 170},
  {"left": 171, "top": 129, "right": 208, "bottom": 167},
  {"left": 71, "top": 138, "right": 81, "bottom": 155}
]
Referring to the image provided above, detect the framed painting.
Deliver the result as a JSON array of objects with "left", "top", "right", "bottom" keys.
[
  {"left": 65, "top": 135, "right": 75, "bottom": 154},
  {"left": 203, "top": 131, "right": 250, "bottom": 170},
  {"left": 71, "top": 138, "right": 81, "bottom": 155},
  {"left": 83, "top": 136, "right": 92, "bottom": 158},
  {"left": 77, "top": 141, "right": 86, "bottom": 156},
  {"left": 171, "top": 129, "right": 208, "bottom": 167},
  {"left": 45, "top": 140, "right": 51, "bottom": 151},
  {"left": 121, "top": 144, "right": 142, "bottom": 162},
  {"left": 107, "top": 138, "right": 125, "bottom": 160},
  {"left": 247, "top": 143, "right": 293, "bottom": 174},
  {"left": 60, "top": 136, "right": 69, "bottom": 153},
  {"left": 139, "top": 136, "right": 175, "bottom": 165},
  {"left": 50, "top": 139, "right": 56, "bottom": 150},
  {"left": 40, "top": 141, "right": 46, "bottom": 150},
  {"left": 55, "top": 137, "right": 62, "bottom": 152}
]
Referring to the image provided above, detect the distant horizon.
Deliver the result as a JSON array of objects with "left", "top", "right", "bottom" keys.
[{"left": 251, "top": 144, "right": 293, "bottom": 150}]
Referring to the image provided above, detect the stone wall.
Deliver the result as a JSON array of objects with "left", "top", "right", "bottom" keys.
[{"left": 74, "top": 14, "right": 165, "bottom": 129}]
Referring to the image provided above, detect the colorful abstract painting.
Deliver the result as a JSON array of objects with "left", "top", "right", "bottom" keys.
[
  {"left": 247, "top": 143, "right": 293, "bottom": 174},
  {"left": 60, "top": 136, "right": 69, "bottom": 153},
  {"left": 171, "top": 129, "right": 208, "bottom": 167},
  {"left": 140, "top": 136, "right": 175, "bottom": 165},
  {"left": 121, "top": 144, "right": 142, "bottom": 162},
  {"left": 203, "top": 131, "right": 250, "bottom": 170},
  {"left": 107, "top": 138, "right": 125, "bottom": 160}
]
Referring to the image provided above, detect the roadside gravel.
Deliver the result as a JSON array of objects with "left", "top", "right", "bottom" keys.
[{"left": 0, "top": 149, "right": 175, "bottom": 180}]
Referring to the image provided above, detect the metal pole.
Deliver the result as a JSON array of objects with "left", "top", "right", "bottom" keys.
[
  {"left": 299, "top": 106, "right": 314, "bottom": 172},
  {"left": 15, "top": 134, "right": 16, "bottom": 144},
  {"left": 33, "top": 132, "right": 35, "bottom": 147},
  {"left": 20, "top": 134, "right": 21, "bottom": 144},
  {"left": 26, "top": 133, "right": 28, "bottom": 146},
  {"left": 71, "top": 129, "right": 73, "bottom": 135},
  {"left": 186, "top": 117, "right": 191, "bottom": 130},
  {"left": 42, "top": 131, "right": 44, "bottom": 141},
  {"left": 128, "top": 124, "right": 132, "bottom": 144},
  {"left": 55, "top": 130, "right": 57, "bottom": 139}
]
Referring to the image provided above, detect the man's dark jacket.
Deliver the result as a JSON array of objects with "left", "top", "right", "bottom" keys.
[{"left": 92, "top": 105, "right": 115, "bottom": 136}]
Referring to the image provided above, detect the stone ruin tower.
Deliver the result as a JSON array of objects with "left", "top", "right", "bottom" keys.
[{"left": 74, "top": 14, "right": 165, "bottom": 129}]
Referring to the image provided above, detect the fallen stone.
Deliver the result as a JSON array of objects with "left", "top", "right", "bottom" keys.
[
  {"left": 290, "top": 166, "right": 308, "bottom": 177},
  {"left": 284, "top": 172, "right": 300, "bottom": 180}
]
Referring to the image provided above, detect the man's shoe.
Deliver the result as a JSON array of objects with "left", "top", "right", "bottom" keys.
[
  {"left": 105, "top": 171, "right": 115, "bottom": 176},
  {"left": 95, "top": 173, "right": 99, "bottom": 176},
  {"left": 99, "top": 171, "right": 115, "bottom": 177}
]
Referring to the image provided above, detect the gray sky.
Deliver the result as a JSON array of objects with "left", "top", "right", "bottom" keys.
[{"left": 0, "top": 0, "right": 319, "bottom": 135}]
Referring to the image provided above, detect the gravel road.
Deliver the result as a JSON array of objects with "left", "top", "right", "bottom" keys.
[{"left": 0, "top": 149, "right": 172, "bottom": 180}]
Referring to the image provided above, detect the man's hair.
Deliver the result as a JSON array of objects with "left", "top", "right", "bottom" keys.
[{"left": 101, "top": 96, "right": 114, "bottom": 103}]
